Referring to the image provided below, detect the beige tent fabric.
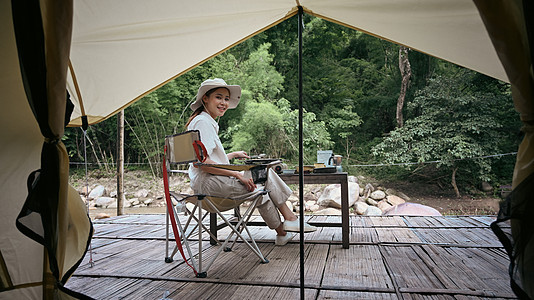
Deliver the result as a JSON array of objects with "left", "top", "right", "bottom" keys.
[
  {"left": 474, "top": 0, "right": 533, "bottom": 298},
  {"left": 67, "top": 0, "right": 296, "bottom": 126},
  {"left": 66, "top": 0, "right": 507, "bottom": 127},
  {"left": 1, "top": 0, "right": 91, "bottom": 299},
  {"left": 303, "top": 0, "right": 506, "bottom": 81},
  {"left": 0, "top": 2, "right": 45, "bottom": 298}
]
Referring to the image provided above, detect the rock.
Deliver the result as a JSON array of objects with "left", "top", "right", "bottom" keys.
[
  {"left": 370, "top": 190, "right": 386, "bottom": 200},
  {"left": 288, "top": 194, "right": 299, "bottom": 204},
  {"left": 109, "top": 190, "right": 117, "bottom": 198},
  {"left": 348, "top": 176, "right": 358, "bottom": 183},
  {"left": 377, "top": 200, "right": 393, "bottom": 211},
  {"left": 135, "top": 189, "right": 149, "bottom": 198},
  {"left": 285, "top": 201, "right": 294, "bottom": 212},
  {"left": 364, "top": 206, "right": 382, "bottom": 216},
  {"left": 354, "top": 201, "right": 369, "bottom": 215},
  {"left": 143, "top": 198, "right": 154, "bottom": 205},
  {"left": 366, "top": 198, "right": 378, "bottom": 206},
  {"left": 309, "top": 204, "right": 320, "bottom": 212},
  {"left": 364, "top": 183, "right": 374, "bottom": 195},
  {"left": 94, "top": 213, "right": 111, "bottom": 220},
  {"left": 481, "top": 181, "right": 493, "bottom": 192},
  {"left": 95, "top": 196, "right": 115, "bottom": 208},
  {"left": 383, "top": 203, "right": 442, "bottom": 216},
  {"left": 130, "top": 198, "right": 140, "bottom": 206},
  {"left": 314, "top": 208, "right": 342, "bottom": 215},
  {"left": 396, "top": 191, "right": 411, "bottom": 202},
  {"left": 80, "top": 186, "right": 90, "bottom": 196},
  {"left": 88, "top": 185, "right": 106, "bottom": 199},
  {"left": 305, "top": 200, "right": 316, "bottom": 206},
  {"left": 317, "top": 182, "right": 359, "bottom": 208},
  {"left": 386, "top": 195, "right": 406, "bottom": 206},
  {"left": 123, "top": 200, "right": 132, "bottom": 208}
]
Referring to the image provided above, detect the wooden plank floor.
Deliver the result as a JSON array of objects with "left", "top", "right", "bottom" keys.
[{"left": 65, "top": 214, "right": 517, "bottom": 299}]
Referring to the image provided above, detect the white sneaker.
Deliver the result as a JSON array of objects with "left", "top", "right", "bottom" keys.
[
  {"left": 283, "top": 219, "right": 317, "bottom": 233},
  {"left": 275, "top": 232, "right": 295, "bottom": 246}
]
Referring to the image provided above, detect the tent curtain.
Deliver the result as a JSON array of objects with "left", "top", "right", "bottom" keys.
[
  {"left": 474, "top": 0, "right": 534, "bottom": 298},
  {"left": 11, "top": 0, "right": 93, "bottom": 299}
]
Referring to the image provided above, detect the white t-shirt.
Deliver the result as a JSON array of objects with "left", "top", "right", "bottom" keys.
[{"left": 187, "top": 112, "right": 229, "bottom": 190}]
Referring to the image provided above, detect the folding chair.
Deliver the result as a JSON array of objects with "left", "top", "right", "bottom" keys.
[{"left": 162, "top": 130, "right": 275, "bottom": 277}]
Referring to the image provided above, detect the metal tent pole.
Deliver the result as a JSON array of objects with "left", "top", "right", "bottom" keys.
[{"left": 298, "top": 6, "right": 305, "bottom": 299}]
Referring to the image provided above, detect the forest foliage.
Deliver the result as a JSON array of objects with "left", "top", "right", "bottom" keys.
[{"left": 64, "top": 15, "right": 522, "bottom": 196}]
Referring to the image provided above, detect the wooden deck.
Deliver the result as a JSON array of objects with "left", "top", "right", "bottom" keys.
[{"left": 65, "top": 214, "right": 517, "bottom": 299}]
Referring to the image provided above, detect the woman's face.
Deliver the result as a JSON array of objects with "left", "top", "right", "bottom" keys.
[{"left": 203, "top": 87, "right": 230, "bottom": 119}]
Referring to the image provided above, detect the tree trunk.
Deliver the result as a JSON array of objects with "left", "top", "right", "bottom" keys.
[
  {"left": 396, "top": 46, "right": 412, "bottom": 128},
  {"left": 451, "top": 166, "right": 461, "bottom": 198},
  {"left": 117, "top": 110, "right": 125, "bottom": 216}
]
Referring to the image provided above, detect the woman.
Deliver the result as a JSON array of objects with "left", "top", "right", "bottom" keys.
[{"left": 186, "top": 78, "right": 316, "bottom": 246}]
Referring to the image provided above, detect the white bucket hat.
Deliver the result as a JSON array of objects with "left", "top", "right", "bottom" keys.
[{"left": 190, "top": 78, "right": 241, "bottom": 111}]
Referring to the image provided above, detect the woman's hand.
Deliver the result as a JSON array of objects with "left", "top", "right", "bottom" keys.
[
  {"left": 235, "top": 172, "right": 256, "bottom": 192},
  {"left": 228, "top": 151, "right": 250, "bottom": 160}
]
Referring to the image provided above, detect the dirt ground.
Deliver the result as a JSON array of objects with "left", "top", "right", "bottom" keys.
[
  {"left": 385, "top": 181, "right": 502, "bottom": 216},
  {"left": 73, "top": 169, "right": 503, "bottom": 218}
]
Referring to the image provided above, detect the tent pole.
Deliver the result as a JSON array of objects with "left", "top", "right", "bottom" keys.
[{"left": 298, "top": 5, "right": 305, "bottom": 299}]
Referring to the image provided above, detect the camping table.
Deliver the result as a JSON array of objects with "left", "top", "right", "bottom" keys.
[
  {"left": 209, "top": 172, "right": 350, "bottom": 249},
  {"left": 278, "top": 172, "right": 350, "bottom": 249}
]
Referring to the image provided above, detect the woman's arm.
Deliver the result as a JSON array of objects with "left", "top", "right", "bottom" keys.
[{"left": 227, "top": 151, "right": 250, "bottom": 160}]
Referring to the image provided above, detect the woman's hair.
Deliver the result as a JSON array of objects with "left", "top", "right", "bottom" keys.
[{"left": 185, "top": 87, "right": 227, "bottom": 128}]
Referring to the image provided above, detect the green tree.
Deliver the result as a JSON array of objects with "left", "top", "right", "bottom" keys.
[
  {"left": 228, "top": 99, "right": 332, "bottom": 164},
  {"left": 372, "top": 67, "right": 515, "bottom": 197}
]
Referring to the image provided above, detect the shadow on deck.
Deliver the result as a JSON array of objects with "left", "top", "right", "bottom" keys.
[{"left": 66, "top": 214, "right": 517, "bottom": 299}]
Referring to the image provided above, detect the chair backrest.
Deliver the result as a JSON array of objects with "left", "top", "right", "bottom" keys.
[{"left": 165, "top": 130, "right": 201, "bottom": 164}]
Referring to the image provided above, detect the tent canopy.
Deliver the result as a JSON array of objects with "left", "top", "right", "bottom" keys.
[{"left": 66, "top": 0, "right": 507, "bottom": 126}]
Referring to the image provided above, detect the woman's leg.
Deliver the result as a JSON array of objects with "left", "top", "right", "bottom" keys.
[{"left": 278, "top": 203, "right": 297, "bottom": 221}]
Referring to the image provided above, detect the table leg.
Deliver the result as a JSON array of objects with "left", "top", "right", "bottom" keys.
[
  {"left": 210, "top": 212, "right": 217, "bottom": 245},
  {"left": 341, "top": 179, "right": 349, "bottom": 249}
]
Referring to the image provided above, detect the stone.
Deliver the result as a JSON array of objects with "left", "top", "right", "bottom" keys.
[
  {"left": 309, "top": 204, "right": 320, "bottom": 212},
  {"left": 481, "top": 181, "right": 493, "bottom": 192},
  {"left": 109, "top": 190, "right": 117, "bottom": 198},
  {"left": 364, "top": 206, "right": 382, "bottom": 216},
  {"left": 288, "top": 194, "right": 299, "bottom": 204},
  {"left": 80, "top": 186, "right": 90, "bottom": 196},
  {"left": 377, "top": 200, "right": 393, "bottom": 211},
  {"left": 364, "top": 183, "right": 374, "bottom": 193},
  {"left": 348, "top": 176, "right": 358, "bottom": 183},
  {"left": 88, "top": 185, "right": 106, "bottom": 199},
  {"left": 370, "top": 190, "right": 386, "bottom": 200},
  {"left": 396, "top": 191, "right": 411, "bottom": 202},
  {"left": 353, "top": 201, "right": 369, "bottom": 215},
  {"left": 130, "top": 198, "right": 140, "bottom": 206},
  {"left": 285, "top": 201, "right": 294, "bottom": 212},
  {"left": 143, "top": 198, "right": 154, "bottom": 205},
  {"left": 135, "top": 189, "right": 149, "bottom": 198},
  {"left": 386, "top": 195, "right": 406, "bottom": 206},
  {"left": 94, "top": 196, "right": 115, "bottom": 208},
  {"left": 317, "top": 182, "right": 359, "bottom": 208},
  {"left": 383, "top": 203, "right": 442, "bottom": 216},
  {"left": 366, "top": 198, "right": 378, "bottom": 206},
  {"left": 94, "top": 213, "right": 111, "bottom": 220}
]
